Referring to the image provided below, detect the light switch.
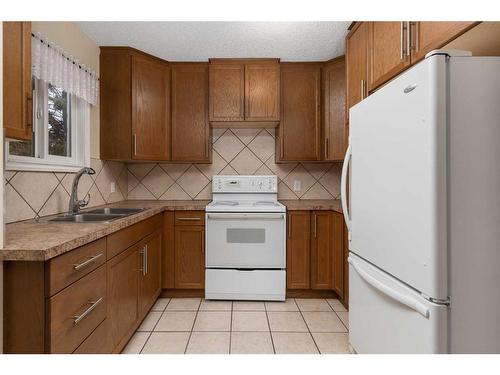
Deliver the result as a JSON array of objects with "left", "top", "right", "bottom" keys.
[
  {"left": 110, "top": 181, "right": 116, "bottom": 193},
  {"left": 293, "top": 180, "right": 301, "bottom": 192}
]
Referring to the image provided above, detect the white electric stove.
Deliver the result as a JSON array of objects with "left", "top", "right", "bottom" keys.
[{"left": 205, "top": 175, "right": 286, "bottom": 301}]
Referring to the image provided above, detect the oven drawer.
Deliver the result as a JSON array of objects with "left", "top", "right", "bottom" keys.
[
  {"left": 206, "top": 212, "right": 286, "bottom": 268},
  {"left": 205, "top": 269, "right": 286, "bottom": 301}
]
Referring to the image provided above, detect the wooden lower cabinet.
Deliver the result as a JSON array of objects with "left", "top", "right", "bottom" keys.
[
  {"left": 139, "top": 230, "right": 162, "bottom": 315},
  {"left": 310, "top": 211, "right": 334, "bottom": 290},
  {"left": 107, "top": 245, "right": 140, "bottom": 351},
  {"left": 286, "top": 211, "right": 311, "bottom": 289},
  {"left": 332, "top": 212, "right": 345, "bottom": 298},
  {"left": 174, "top": 225, "right": 205, "bottom": 289}
]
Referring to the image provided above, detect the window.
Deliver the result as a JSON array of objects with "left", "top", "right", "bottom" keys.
[{"left": 6, "top": 77, "right": 90, "bottom": 172}]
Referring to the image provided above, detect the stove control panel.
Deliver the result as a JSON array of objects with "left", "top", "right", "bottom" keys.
[{"left": 212, "top": 175, "right": 278, "bottom": 193}]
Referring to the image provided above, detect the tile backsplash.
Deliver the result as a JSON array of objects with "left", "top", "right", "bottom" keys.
[
  {"left": 4, "top": 158, "right": 127, "bottom": 224},
  {"left": 126, "top": 128, "right": 341, "bottom": 202}
]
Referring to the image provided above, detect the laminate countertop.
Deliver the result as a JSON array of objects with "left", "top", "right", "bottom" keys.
[{"left": 0, "top": 199, "right": 342, "bottom": 261}]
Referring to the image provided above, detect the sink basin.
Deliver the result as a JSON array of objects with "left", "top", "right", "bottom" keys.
[
  {"left": 49, "top": 213, "right": 126, "bottom": 223},
  {"left": 85, "top": 207, "right": 145, "bottom": 215}
]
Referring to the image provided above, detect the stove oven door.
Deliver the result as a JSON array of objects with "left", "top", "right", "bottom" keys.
[{"left": 206, "top": 212, "right": 286, "bottom": 268}]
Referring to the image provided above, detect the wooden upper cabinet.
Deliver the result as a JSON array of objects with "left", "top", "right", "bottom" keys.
[
  {"left": 171, "top": 63, "right": 210, "bottom": 162},
  {"left": 323, "top": 56, "right": 346, "bottom": 161},
  {"left": 278, "top": 63, "right": 321, "bottom": 162},
  {"left": 131, "top": 54, "right": 170, "bottom": 160},
  {"left": 244, "top": 62, "right": 280, "bottom": 121},
  {"left": 286, "top": 211, "right": 311, "bottom": 290},
  {"left": 209, "top": 62, "right": 245, "bottom": 121},
  {"left": 368, "top": 22, "right": 411, "bottom": 91},
  {"left": 310, "top": 211, "right": 334, "bottom": 290},
  {"left": 410, "top": 22, "right": 477, "bottom": 63},
  {"left": 3, "top": 21, "right": 33, "bottom": 141},
  {"left": 346, "top": 22, "right": 369, "bottom": 116}
]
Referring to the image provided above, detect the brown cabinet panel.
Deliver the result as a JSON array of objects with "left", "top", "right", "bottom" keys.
[
  {"left": 411, "top": 22, "right": 477, "bottom": 63},
  {"left": 323, "top": 57, "right": 346, "bottom": 161},
  {"left": 368, "top": 22, "right": 411, "bottom": 91},
  {"left": 332, "top": 212, "right": 345, "bottom": 298},
  {"left": 162, "top": 212, "right": 175, "bottom": 289},
  {"left": 346, "top": 22, "right": 369, "bottom": 115},
  {"left": 310, "top": 211, "right": 334, "bottom": 290},
  {"left": 171, "top": 63, "right": 210, "bottom": 162},
  {"left": 245, "top": 63, "right": 280, "bottom": 121},
  {"left": 73, "top": 319, "right": 112, "bottom": 354},
  {"left": 3, "top": 21, "right": 32, "bottom": 140},
  {"left": 278, "top": 63, "right": 321, "bottom": 161},
  {"left": 209, "top": 63, "right": 245, "bottom": 121},
  {"left": 174, "top": 210, "right": 205, "bottom": 226},
  {"left": 131, "top": 54, "right": 170, "bottom": 160},
  {"left": 174, "top": 225, "right": 205, "bottom": 289},
  {"left": 286, "top": 211, "right": 311, "bottom": 289},
  {"left": 139, "top": 230, "right": 162, "bottom": 316},
  {"left": 107, "top": 245, "right": 140, "bottom": 351}
]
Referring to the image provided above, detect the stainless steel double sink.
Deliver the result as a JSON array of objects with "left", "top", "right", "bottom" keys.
[{"left": 48, "top": 207, "right": 145, "bottom": 223}]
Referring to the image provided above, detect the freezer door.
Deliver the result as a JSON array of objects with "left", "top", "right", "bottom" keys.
[
  {"left": 349, "top": 253, "right": 448, "bottom": 354},
  {"left": 348, "top": 55, "right": 448, "bottom": 299}
]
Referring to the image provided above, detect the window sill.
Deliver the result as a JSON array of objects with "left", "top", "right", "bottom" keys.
[{"left": 5, "top": 160, "right": 86, "bottom": 173}]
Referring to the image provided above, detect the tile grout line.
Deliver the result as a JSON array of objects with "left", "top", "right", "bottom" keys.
[
  {"left": 333, "top": 310, "right": 349, "bottom": 332},
  {"left": 229, "top": 301, "right": 233, "bottom": 354},
  {"left": 183, "top": 298, "right": 202, "bottom": 354},
  {"left": 138, "top": 298, "right": 171, "bottom": 354},
  {"left": 296, "top": 300, "right": 322, "bottom": 354},
  {"left": 264, "top": 300, "right": 277, "bottom": 354}
]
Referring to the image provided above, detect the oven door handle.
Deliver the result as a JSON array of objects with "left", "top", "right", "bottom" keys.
[{"left": 206, "top": 213, "right": 285, "bottom": 220}]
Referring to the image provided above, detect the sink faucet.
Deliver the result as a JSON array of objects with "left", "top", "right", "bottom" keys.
[{"left": 69, "top": 167, "right": 96, "bottom": 214}]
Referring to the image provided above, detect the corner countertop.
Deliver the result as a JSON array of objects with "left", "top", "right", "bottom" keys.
[{"left": 0, "top": 199, "right": 342, "bottom": 262}]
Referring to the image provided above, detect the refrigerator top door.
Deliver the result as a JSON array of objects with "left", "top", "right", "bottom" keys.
[{"left": 349, "top": 54, "right": 448, "bottom": 300}]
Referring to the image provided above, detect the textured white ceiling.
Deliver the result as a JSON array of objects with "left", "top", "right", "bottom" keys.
[{"left": 77, "top": 22, "right": 350, "bottom": 62}]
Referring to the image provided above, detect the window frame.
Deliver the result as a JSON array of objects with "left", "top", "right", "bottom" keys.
[{"left": 5, "top": 78, "right": 90, "bottom": 173}]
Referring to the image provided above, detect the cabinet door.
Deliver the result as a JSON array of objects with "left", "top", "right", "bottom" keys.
[
  {"left": 368, "top": 22, "right": 411, "bottom": 91},
  {"left": 139, "top": 230, "right": 162, "bottom": 317},
  {"left": 310, "top": 211, "right": 334, "bottom": 290},
  {"left": 286, "top": 211, "right": 311, "bottom": 290},
  {"left": 107, "top": 245, "right": 140, "bottom": 351},
  {"left": 278, "top": 63, "right": 321, "bottom": 161},
  {"left": 323, "top": 57, "right": 346, "bottom": 161},
  {"left": 174, "top": 226, "right": 205, "bottom": 289},
  {"left": 411, "top": 22, "right": 477, "bottom": 63},
  {"left": 3, "top": 21, "right": 32, "bottom": 140},
  {"left": 332, "top": 212, "right": 345, "bottom": 298},
  {"left": 131, "top": 54, "right": 170, "bottom": 160},
  {"left": 162, "top": 212, "right": 175, "bottom": 289},
  {"left": 346, "top": 22, "right": 369, "bottom": 116},
  {"left": 245, "top": 62, "right": 280, "bottom": 121},
  {"left": 171, "top": 63, "right": 210, "bottom": 162},
  {"left": 209, "top": 63, "right": 245, "bottom": 121}
]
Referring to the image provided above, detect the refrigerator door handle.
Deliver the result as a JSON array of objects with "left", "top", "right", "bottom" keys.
[
  {"left": 341, "top": 143, "right": 352, "bottom": 232},
  {"left": 348, "top": 256, "right": 430, "bottom": 318}
]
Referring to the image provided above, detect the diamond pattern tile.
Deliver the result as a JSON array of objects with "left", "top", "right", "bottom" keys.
[
  {"left": 159, "top": 183, "right": 191, "bottom": 200},
  {"left": 128, "top": 163, "right": 155, "bottom": 180},
  {"left": 213, "top": 130, "right": 245, "bottom": 162},
  {"left": 128, "top": 183, "right": 155, "bottom": 200},
  {"left": 159, "top": 163, "right": 190, "bottom": 181},
  {"left": 283, "top": 164, "right": 316, "bottom": 198},
  {"left": 301, "top": 183, "right": 334, "bottom": 199},
  {"left": 319, "top": 164, "right": 342, "bottom": 198},
  {"left": 248, "top": 130, "right": 275, "bottom": 162},
  {"left": 230, "top": 148, "right": 263, "bottom": 175},
  {"left": 232, "top": 128, "right": 260, "bottom": 145},
  {"left": 176, "top": 166, "right": 209, "bottom": 198},
  {"left": 195, "top": 150, "right": 227, "bottom": 180},
  {"left": 265, "top": 156, "right": 297, "bottom": 180},
  {"left": 141, "top": 165, "right": 174, "bottom": 198},
  {"left": 4, "top": 183, "right": 36, "bottom": 223}
]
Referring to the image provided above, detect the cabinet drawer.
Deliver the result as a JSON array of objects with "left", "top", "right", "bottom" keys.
[
  {"left": 47, "top": 238, "right": 107, "bottom": 296},
  {"left": 48, "top": 265, "right": 106, "bottom": 354},
  {"left": 73, "top": 319, "right": 112, "bottom": 354},
  {"left": 107, "top": 214, "right": 162, "bottom": 259},
  {"left": 174, "top": 211, "right": 205, "bottom": 226}
]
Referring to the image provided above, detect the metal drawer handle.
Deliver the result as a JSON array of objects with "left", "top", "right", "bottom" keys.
[
  {"left": 73, "top": 297, "right": 103, "bottom": 325},
  {"left": 73, "top": 253, "right": 103, "bottom": 271},
  {"left": 177, "top": 217, "right": 201, "bottom": 221}
]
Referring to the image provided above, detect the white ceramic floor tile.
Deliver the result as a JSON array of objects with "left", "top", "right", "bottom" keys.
[
  {"left": 155, "top": 311, "right": 197, "bottom": 331},
  {"left": 265, "top": 299, "right": 299, "bottom": 312},
  {"left": 302, "top": 312, "right": 347, "bottom": 333},
  {"left": 326, "top": 299, "right": 347, "bottom": 312},
  {"left": 193, "top": 311, "right": 231, "bottom": 332},
  {"left": 295, "top": 298, "right": 333, "bottom": 312},
  {"left": 166, "top": 298, "right": 201, "bottom": 311},
  {"left": 231, "top": 332, "right": 274, "bottom": 354},
  {"left": 233, "top": 301, "right": 266, "bottom": 311},
  {"left": 232, "top": 311, "right": 269, "bottom": 332},
  {"left": 336, "top": 311, "right": 349, "bottom": 330},
  {"left": 272, "top": 333, "right": 319, "bottom": 354},
  {"left": 137, "top": 311, "right": 162, "bottom": 332},
  {"left": 186, "top": 332, "right": 230, "bottom": 354},
  {"left": 121, "top": 332, "right": 149, "bottom": 354},
  {"left": 141, "top": 332, "right": 190, "bottom": 354},
  {"left": 312, "top": 332, "right": 350, "bottom": 354},
  {"left": 267, "top": 312, "right": 308, "bottom": 332},
  {"left": 199, "top": 299, "right": 232, "bottom": 311},
  {"left": 151, "top": 298, "right": 170, "bottom": 312}
]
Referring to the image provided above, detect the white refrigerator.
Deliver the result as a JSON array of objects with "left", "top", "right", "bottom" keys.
[{"left": 342, "top": 50, "right": 500, "bottom": 353}]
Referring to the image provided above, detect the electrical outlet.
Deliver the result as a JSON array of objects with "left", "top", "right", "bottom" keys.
[
  {"left": 293, "top": 180, "right": 301, "bottom": 192},
  {"left": 110, "top": 181, "right": 116, "bottom": 193}
]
